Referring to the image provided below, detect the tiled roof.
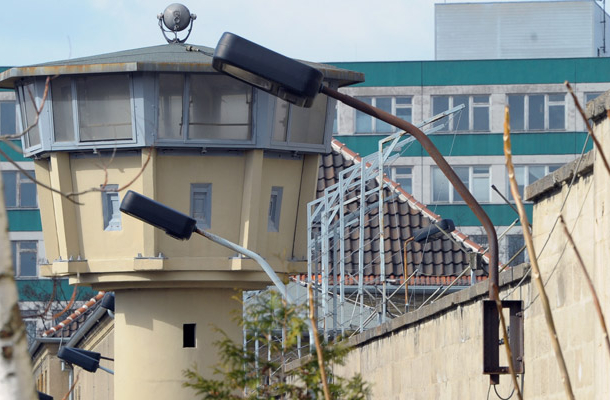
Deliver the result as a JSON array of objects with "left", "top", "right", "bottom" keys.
[{"left": 317, "top": 139, "right": 489, "bottom": 279}]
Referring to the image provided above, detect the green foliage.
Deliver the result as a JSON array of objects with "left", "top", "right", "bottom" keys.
[{"left": 183, "top": 291, "right": 370, "bottom": 399}]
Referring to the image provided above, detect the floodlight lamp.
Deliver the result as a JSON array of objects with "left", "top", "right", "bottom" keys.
[
  {"left": 58, "top": 347, "right": 101, "bottom": 373},
  {"left": 411, "top": 219, "right": 455, "bottom": 243},
  {"left": 120, "top": 191, "right": 198, "bottom": 240},
  {"left": 213, "top": 32, "right": 324, "bottom": 108},
  {"left": 158, "top": 3, "right": 197, "bottom": 44}
]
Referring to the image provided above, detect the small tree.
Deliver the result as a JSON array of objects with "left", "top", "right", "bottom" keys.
[{"left": 183, "top": 291, "right": 370, "bottom": 399}]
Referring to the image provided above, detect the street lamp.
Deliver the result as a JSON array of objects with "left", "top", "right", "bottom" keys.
[
  {"left": 211, "top": 32, "right": 506, "bottom": 381},
  {"left": 57, "top": 347, "right": 114, "bottom": 375},
  {"left": 119, "top": 190, "right": 294, "bottom": 303}
]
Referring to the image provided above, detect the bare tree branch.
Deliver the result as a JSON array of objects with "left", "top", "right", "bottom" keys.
[{"left": 504, "top": 105, "right": 575, "bottom": 399}]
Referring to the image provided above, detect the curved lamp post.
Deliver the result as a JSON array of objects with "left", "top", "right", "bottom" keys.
[{"left": 212, "top": 32, "right": 505, "bottom": 381}]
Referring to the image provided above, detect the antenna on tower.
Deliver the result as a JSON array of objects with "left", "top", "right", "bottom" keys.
[{"left": 158, "top": 3, "right": 197, "bottom": 44}]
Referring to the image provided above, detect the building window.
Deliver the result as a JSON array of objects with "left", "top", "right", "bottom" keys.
[
  {"left": 507, "top": 234, "right": 527, "bottom": 265},
  {"left": 355, "top": 96, "right": 412, "bottom": 134},
  {"left": 102, "top": 185, "right": 121, "bottom": 231},
  {"left": 183, "top": 323, "right": 196, "bottom": 348},
  {"left": 432, "top": 95, "right": 490, "bottom": 132},
  {"left": 432, "top": 166, "right": 490, "bottom": 203},
  {"left": 508, "top": 94, "right": 565, "bottom": 131},
  {"left": 18, "top": 81, "right": 42, "bottom": 147},
  {"left": 12, "top": 241, "right": 38, "bottom": 277},
  {"left": 268, "top": 187, "right": 283, "bottom": 232},
  {"left": 507, "top": 165, "right": 561, "bottom": 200},
  {"left": 2, "top": 171, "right": 37, "bottom": 209},
  {"left": 0, "top": 101, "right": 16, "bottom": 135},
  {"left": 188, "top": 75, "right": 251, "bottom": 141},
  {"left": 158, "top": 73, "right": 185, "bottom": 140},
  {"left": 191, "top": 183, "right": 212, "bottom": 229},
  {"left": 470, "top": 234, "right": 488, "bottom": 250},
  {"left": 392, "top": 166, "right": 412, "bottom": 194}
]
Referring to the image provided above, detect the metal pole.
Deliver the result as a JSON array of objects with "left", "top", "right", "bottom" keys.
[{"left": 320, "top": 86, "right": 499, "bottom": 300}]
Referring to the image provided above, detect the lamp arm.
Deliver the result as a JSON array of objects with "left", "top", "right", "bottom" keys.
[
  {"left": 320, "top": 85, "right": 499, "bottom": 298},
  {"left": 195, "top": 228, "right": 294, "bottom": 303}
]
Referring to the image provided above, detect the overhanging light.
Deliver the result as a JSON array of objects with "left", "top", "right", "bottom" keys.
[{"left": 213, "top": 32, "right": 324, "bottom": 108}]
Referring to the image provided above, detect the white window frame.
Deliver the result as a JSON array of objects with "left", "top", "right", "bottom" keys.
[
  {"left": 432, "top": 95, "right": 490, "bottom": 132},
  {"left": 11, "top": 240, "right": 38, "bottom": 278},
  {"left": 354, "top": 96, "right": 412, "bottom": 134},
  {"left": 102, "top": 185, "right": 122, "bottom": 231},
  {"left": 392, "top": 166, "right": 413, "bottom": 193},
  {"left": 268, "top": 186, "right": 283, "bottom": 232},
  {"left": 507, "top": 93, "right": 566, "bottom": 131},
  {"left": 432, "top": 166, "right": 491, "bottom": 204},
  {"left": 191, "top": 183, "right": 212, "bottom": 229}
]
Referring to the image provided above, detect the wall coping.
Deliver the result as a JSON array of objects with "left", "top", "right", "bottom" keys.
[{"left": 285, "top": 264, "right": 530, "bottom": 371}]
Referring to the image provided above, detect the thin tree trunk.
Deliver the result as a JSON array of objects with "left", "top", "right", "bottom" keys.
[{"left": 0, "top": 172, "right": 37, "bottom": 400}]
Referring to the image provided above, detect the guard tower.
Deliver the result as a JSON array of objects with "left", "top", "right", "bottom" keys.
[{"left": 0, "top": 39, "right": 362, "bottom": 398}]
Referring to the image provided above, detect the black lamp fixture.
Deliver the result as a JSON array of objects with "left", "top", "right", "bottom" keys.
[
  {"left": 213, "top": 32, "right": 323, "bottom": 108},
  {"left": 211, "top": 32, "right": 512, "bottom": 384},
  {"left": 57, "top": 347, "right": 114, "bottom": 375},
  {"left": 411, "top": 219, "right": 456, "bottom": 243},
  {"left": 120, "top": 190, "right": 197, "bottom": 240}
]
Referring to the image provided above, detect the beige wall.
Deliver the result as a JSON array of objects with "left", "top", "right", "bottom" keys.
[
  {"left": 32, "top": 345, "right": 70, "bottom": 399},
  {"left": 36, "top": 149, "right": 316, "bottom": 286},
  {"left": 332, "top": 118, "right": 610, "bottom": 398},
  {"left": 114, "top": 288, "right": 241, "bottom": 400}
]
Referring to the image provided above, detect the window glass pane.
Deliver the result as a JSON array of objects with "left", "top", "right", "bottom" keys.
[
  {"left": 290, "top": 94, "right": 327, "bottom": 144},
  {"left": 453, "top": 167, "right": 469, "bottom": 202},
  {"left": 432, "top": 96, "right": 449, "bottom": 131},
  {"left": 432, "top": 167, "right": 449, "bottom": 202},
  {"left": 528, "top": 166, "right": 546, "bottom": 184},
  {"left": 548, "top": 165, "right": 560, "bottom": 173},
  {"left": 472, "top": 167, "right": 489, "bottom": 202},
  {"left": 2, "top": 171, "right": 16, "bottom": 207},
  {"left": 77, "top": 74, "right": 132, "bottom": 141},
  {"left": 508, "top": 235, "right": 526, "bottom": 265},
  {"left": 470, "top": 234, "right": 488, "bottom": 249},
  {"left": 396, "top": 107, "right": 412, "bottom": 123},
  {"left": 453, "top": 96, "right": 469, "bottom": 131},
  {"left": 102, "top": 185, "right": 121, "bottom": 231},
  {"left": 473, "top": 106, "right": 489, "bottom": 131},
  {"left": 548, "top": 94, "right": 564, "bottom": 102},
  {"left": 585, "top": 92, "right": 602, "bottom": 103},
  {"left": 355, "top": 97, "right": 372, "bottom": 133},
  {"left": 189, "top": 75, "right": 251, "bottom": 140},
  {"left": 396, "top": 97, "right": 411, "bottom": 105},
  {"left": 20, "top": 178, "right": 37, "bottom": 208},
  {"left": 51, "top": 76, "right": 75, "bottom": 142},
  {"left": 375, "top": 98, "right": 393, "bottom": 133},
  {"left": 528, "top": 95, "right": 544, "bottom": 130},
  {"left": 268, "top": 186, "right": 283, "bottom": 232},
  {"left": 20, "top": 251, "right": 37, "bottom": 277},
  {"left": 394, "top": 167, "right": 412, "bottom": 193},
  {"left": 548, "top": 105, "right": 565, "bottom": 130},
  {"left": 473, "top": 96, "right": 488, "bottom": 104},
  {"left": 0, "top": 102, "right": 16, "bottom": 135},
  {"left": 508, "top": 95, "right": 524, "bottom": 131},
  {"left": 158, "top": 73, "right": 184, "bottom": 140},
  {"left": 21, "top": 83, "right": 41, "bottom": 146},
  {"left": 191, "top": 183, "right": 211, "bottom": 229},
  {"left": 272, "top": 99, "right": 290, "bottom": 142}
]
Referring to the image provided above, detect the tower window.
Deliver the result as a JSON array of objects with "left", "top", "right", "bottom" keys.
[
  {"left": 190, "top": 183, "right": 212, "bottom": 229},
  {"left": 183, "top": 323, "right": 196, "bottom": 348},
  {"left": 268, "top": 186, "right": 283, "bottom": 232},
  {"left": 102, "top": 185, "right": 121, "bottom": 231}
]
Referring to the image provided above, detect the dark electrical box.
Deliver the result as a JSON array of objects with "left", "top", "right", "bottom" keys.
[{"left": 482, "top": 299, "right": 524, "bottom": 382}]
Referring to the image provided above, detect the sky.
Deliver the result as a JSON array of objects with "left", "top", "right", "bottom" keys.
[{"left": 0, "top": 0, "right": 593, "bottom": 66}]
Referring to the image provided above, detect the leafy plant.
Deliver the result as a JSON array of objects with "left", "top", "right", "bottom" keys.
[{"left": 183, "top": 291, "right": 370, "bottom": 399}]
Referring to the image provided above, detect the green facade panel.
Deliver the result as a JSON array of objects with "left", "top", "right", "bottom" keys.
[
  {"left": 335, "top": 132, "right": 592, "bottom": 157},
  {"left": 7, "top": 210, "right": 42, "bottom": 231},
  {"left": 0, "top": 140, "right": 30, "bottom": 162},
  {"left": 429, "top": 204, "right": 531, "bottom": 227},
  {"left": 331, "top": 58, "right": 610, "bottom": 87},
  {"left": 17, "top": 278, "right": 97, "bottom": 302}
]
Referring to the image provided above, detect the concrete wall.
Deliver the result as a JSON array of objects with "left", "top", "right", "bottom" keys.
[{"left": 332, "top": 113, "right": 610, "bottom": 398}]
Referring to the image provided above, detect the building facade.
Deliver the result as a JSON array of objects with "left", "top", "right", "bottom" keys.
[{"left": 331, "top": 57, "right": 610, "bottom": 265}]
